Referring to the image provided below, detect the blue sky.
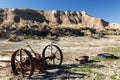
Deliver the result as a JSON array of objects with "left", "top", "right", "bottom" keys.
[{"left": 0, "top": 0, "right": 120, "bottom": 23}]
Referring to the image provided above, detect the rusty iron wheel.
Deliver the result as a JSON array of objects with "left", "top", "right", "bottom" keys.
[
  {"left": 42, "top": 45, "right": 63, "bottom": 67},
  {"left": 11, "top": 49, "right": 34, "bottom": 78}
]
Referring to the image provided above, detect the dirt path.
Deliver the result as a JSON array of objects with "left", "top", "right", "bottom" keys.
[{"left": 0, "top": 35, "right": 120, "bottom": 80}]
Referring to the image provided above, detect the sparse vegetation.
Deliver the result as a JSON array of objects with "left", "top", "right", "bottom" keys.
[
  {"left": 103, "top": 47, "right": 120, "bottom": 53},
  {"left": 93, "top": 72, "right": 105, "bottom": 80},
  {"left": 111, "top": 74, "right": 118, "bottom": 80},
  {"left": 0, "top": 21, "right": 119, "bottom": 40},
  {"left": 71, "top": 66, "right": 105, "bottom": 80},
  {"left": 0, "top": 35, "right": 120, "bottom": 79}
]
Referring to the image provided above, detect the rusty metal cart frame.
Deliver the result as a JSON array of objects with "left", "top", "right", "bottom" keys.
[{"left": 11, "top": 41, "right": 63, "bottom": 78}]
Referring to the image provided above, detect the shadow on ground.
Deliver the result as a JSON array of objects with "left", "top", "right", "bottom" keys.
[
  {"left": 31, "top": 62, "right": 105, "bottom": 79},
  {"left": 31, "top": 64, "right": 86, "bottom": 79}
]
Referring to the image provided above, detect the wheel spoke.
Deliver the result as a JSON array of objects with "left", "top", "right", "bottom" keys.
[
  {"left": 15, "top": 58, "right": 21, "bottom": 68},
  {"left": 24, "top": 65, "right": 31, "bottom": 70},
  {"left": 46, "top": 59, "right": 51, "bottom": 64},
  {"left": 19, "top": 50, "right": 24, "bottom": 77},
  {"left": 53, "top": 59, "right": 55, "bottom": 65},
  {"left": 15, "top": 58, "right": 19, "bottom": 62},
  {"left": 52, "top": 50, "right": 58, "bottom": 55},
  {"left": 51, "top": 46, "right": 53, "bottom": 55},
  {"left": 20, "top": 50, "right": 22, "bottom": 62},
  {"left": 19, "top": 65, "right": 24, "bottom": 77},
  {"left": 55, "top": 57, "right": 60, "bottom": 60},
  {"left": 42, "top": 45, "right": 63, "bottom": 66}
]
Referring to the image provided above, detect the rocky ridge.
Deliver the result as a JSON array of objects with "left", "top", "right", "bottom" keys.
[
  {"left": 0, "top": 8, "right": 120, "bottom": 40},
  {"left": 0, "top": 8, "right": 119, "bottom": 29}
]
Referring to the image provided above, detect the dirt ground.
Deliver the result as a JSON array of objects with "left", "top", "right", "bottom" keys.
[{"left": 0, "top": 35, "right": 120, "bottom": 80}]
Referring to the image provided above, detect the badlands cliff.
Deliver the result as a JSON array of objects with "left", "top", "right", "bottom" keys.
[
  {"left": 0, "top": 8, "right": 117, "bottom": 29},
  {"left": 0, "top": 8, "right": 120, "bottom": 40}
]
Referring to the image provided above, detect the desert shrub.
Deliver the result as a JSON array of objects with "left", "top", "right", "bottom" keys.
[
  {"left": 0, "top": 26, "right": 10, "bottom": 38},
  {"left": 105, "top": 29, "right": 120, "bottom": 35},
  {"left": 19, "top": 18, "right": 28, "bottom": 27},
  {"left": 114, "top": 29, "right": 120, "bottom": 35},
  {"left": 107, "top": 30, "right": 114, "bottom": 35},
  {"left": 51, "top": 27, "right": 84, "bottom": 36},
  {"left": 64, "top": 27, "right": 83, "bottom": 36},
  {"left": 81, "top": 30, "right": 91, "bottom": 36},
  {"left": 41, "top": 21, "right": 49, "bottom": 27},
  {"left": 48, "top": 23, "right": 58, "bottom": 27},
  {"left": 49, "top": 28, "right": 57, "bottom": 36},
  {"left": 16, "top": 25, "right": 50, "bottom": 38},
  {"left": 0, "top": 29, "right": 7, "bottom": 38},
  {"left": 0, "top": 21, "right": 13, "bottom": 27},
  {"left": 8, "top": 34, "right": 24, "bottom": 42}
]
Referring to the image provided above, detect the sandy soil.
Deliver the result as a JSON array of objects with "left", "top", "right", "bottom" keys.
[{"left": 0, "top": 35, "right": 120, "bottom": 80}]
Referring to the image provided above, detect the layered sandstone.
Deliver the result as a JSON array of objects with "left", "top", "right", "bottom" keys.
[{"left": 0, "top": 8, "right": 119, "bottom": 29}]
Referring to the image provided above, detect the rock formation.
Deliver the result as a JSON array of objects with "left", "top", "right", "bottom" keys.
[
  {"left": 0, "top": 8, "right": 118, "bottom": 29},
  {"left": 0, "top": 8, "right": 120, "bottom": 40}
]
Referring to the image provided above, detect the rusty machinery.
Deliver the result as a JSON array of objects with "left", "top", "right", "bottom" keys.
[{"left": 11, "top": 41, "right": 63, "bottom": 78}]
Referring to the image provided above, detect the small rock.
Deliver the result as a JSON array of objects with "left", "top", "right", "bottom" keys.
[{"left": 75, "top": 56, "right": 89, "bottom": 64}]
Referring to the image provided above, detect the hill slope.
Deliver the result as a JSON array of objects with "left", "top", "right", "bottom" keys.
[
  {"left": 0, "top": 8, "right": 120, "bottom": 40},
  {"left": 0, "top": 8, "right": 110, "bottom": 29}
]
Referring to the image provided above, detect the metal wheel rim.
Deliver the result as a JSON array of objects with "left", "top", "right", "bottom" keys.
[
  {"left": 11, "top": 49, "right": 34, "bottom": 78},
  {"left": 42, "top": 45, "right": 63, "bottom": 66}
]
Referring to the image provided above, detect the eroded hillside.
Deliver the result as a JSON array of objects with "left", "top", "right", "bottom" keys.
[{"left": 0, "top": 8, "right": 120, "bottom": 41}]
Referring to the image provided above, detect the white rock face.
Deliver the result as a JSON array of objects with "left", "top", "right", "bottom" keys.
[{"left": 109, "top": 23, "right": 120, "bottom": 29}]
